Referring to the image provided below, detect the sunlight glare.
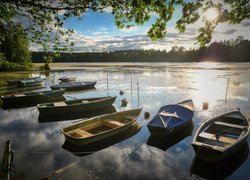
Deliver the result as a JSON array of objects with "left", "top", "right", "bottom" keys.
[
  {"left": 205, "top": 8, "right": 219, "bottom": 22},
  {"left": 189, "top": 69, "right": 227, "bottom": 110}
]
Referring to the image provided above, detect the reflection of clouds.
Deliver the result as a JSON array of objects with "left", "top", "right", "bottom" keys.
[
  {"left": 0, "top": 63, "right": 250, "bottom": 179},
  {"left": 62, "top": 143, "right": 194, "bottom": 179}
]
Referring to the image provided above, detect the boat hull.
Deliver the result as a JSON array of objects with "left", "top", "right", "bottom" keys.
[
  {"left": 50, "top": 81, "right": 96, "bottom": 91},
  {"left": 61, "top": 108, "right": 142, "bottom": 145},
  {"left": 147, "top": 118, "right": 192, "bottom": 136},
  {"left": 65, "top": 121, "right": 136, "bottom": 145},
  {"left": 147, "top": 99, "right": 194, "bottom": 136},
  {"left": 37, "top": 96, "right": 116, "bottom": 116},
  {"left": 192, "top": 111, "right": 250, "bottom": 162},
  {"left": 16, "top": 77, "right": 45, "bottom": 87},
  {"left": 1, "top": 89, "right": 65, "bottom": 109},
  {"left": 192, "top": 132, "right": 249, "bottom": 162}
]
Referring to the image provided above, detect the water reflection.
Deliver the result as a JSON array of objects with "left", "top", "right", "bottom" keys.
[
  {"left": 0, "top": 62, "right": 250, "bottom": 179},
  {"left": 190, "top": 142, "right": 249, "bottom": 179},
  {"left": 147, "top": 121, "right": 194, "bottom": 151},
  {"left": 62, "top": 122, "right": 141, "bottom": 156}
]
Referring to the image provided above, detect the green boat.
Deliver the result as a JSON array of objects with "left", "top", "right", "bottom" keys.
[
  {"left": 8, "top": 77, "right": 45, "bottom": 87},
  {"left": 61, "top": 108, "right": 142, "bottom": 145},
  {"left": 37, "top": 96, "right": 116, "bottom": 116},
  {"left": 1, "top": 89, "right": 65, "bottom": 109}
]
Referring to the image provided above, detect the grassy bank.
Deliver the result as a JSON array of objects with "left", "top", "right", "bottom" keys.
[{"left": 0, "top": 60, "right": 33, "bottom": 71}]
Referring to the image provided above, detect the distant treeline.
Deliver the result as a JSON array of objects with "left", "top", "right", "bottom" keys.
[{"left": 32, "top": 38, "right": 250, "bottom": 63}]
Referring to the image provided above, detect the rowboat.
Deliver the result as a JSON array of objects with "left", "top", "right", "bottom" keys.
[
  {"left": 37, "top": 96, "right": 116, "bottom": 116},
  {"left": 192, "top": 111, "right": 250, "bottom": 162},
  {"left": 147, "top": 99, "right": 194, "bottom": 136},
  {"left": 8, "top": 77, "right": 45, "bottom": 87},
  {"left": 59, "top": 77, "right": 76, "bottom": 82},
  {"left": 61, "top": 108, "right": 142, "bottom": 145},
  {"left": 50, "top": 81, "right": 96, "bottom": 91},
  {"left": 62, "top": 121, "right": 141, "bottom": 156},
  {"left": 1, "top": 89, "right": 65, "bottom": 109}
]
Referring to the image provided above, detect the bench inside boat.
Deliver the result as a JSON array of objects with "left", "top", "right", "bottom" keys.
[
  {"left": 196, "top": 120, "right": 247, "bottom": 148},
  {"left": 67, "top": 118, "right": 131, "bottom": 138}
]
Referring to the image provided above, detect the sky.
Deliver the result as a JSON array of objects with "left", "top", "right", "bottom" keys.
[{"left": 31, "top": 6, "right": 250, "bottom": 52}]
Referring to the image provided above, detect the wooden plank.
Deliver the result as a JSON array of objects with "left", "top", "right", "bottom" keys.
[
  {"left": 69, "top": 128, "right": 93, "bottom": 138},
  {"left": 214, "top": 121, "right": 245, "bottom": 129},
  {"left": 53, "top": 102, "right": 67, "bottom": 106},
  {"left": 199, "top": 132, "right": 237, "bottom": 144},
  {"left": 14, "top": 94, "right": 25, "bottom": 97},
  {"left": 105, "top": 120, "right": 125, "bottom": 128},
  {"left": 81, "top": 100, "right": 89, "bottom": 104}
]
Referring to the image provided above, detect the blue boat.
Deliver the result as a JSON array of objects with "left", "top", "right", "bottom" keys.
[{"left": 147, "top": 99, "right": 194, "bottom": 136}]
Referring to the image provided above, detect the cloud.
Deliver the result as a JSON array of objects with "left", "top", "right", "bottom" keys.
[
  {"left": 242, "top": 21, "right": 250, "bottom": 27},
  {"left": 120, "top": 26, "right": 139, "bottom": 33},
  {"left": 92, "top": 31, "right": 109, "bottom": 35},
  {"left": 217, "top": 29, "right": 237, "bottom": 35},
  {"left": 31, "top": 29, "right": 197, "bottom": 52}
]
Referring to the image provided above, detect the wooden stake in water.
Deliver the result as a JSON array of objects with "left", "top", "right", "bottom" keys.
[
  {"left": 225, "top": 78, "right": 230, "bottom": 103},
  {"left": 1, "top": 140, "right": 14, "bottom": 180},
  {"left": 107, "top": 73, "right": 109, "bottom": 96},
  {"left": 131, "top": 77, "right": 133, "bottom": 108},
  {"left": 137, "top": 82, "right": 139, "bottom": 108}
]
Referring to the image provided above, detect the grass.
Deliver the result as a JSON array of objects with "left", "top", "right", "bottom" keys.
[{"left": 0, "top": 60, "right": 33, "bottom": 72}]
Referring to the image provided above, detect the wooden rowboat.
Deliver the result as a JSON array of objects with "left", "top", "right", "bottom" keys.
[
  {"left": 37, "top": 96, "right": 116, "bottom": 116},
  {"left": 61, "top": 108, "right": 142, "bottom": 145},
  {"left": 50, "top": 81, "right": 96, "bottom": 91},
  {"left": 192, "top": 111, "right": 250, "bottom": 162},
  {"left": 147, "top": 99, "right": 194, "bottom": 136},
  {"left": 1, "top": 89, "right": 65, "bottom": 109},
  {"left": 62, "top": 121, "right": 141, "bottom": 156}
]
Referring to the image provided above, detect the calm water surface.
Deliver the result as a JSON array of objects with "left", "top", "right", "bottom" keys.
[{"left": 0, "top": 62, "right": 250, "bottom": 179}]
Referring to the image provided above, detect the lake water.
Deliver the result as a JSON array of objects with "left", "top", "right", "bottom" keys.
[{"left": 0, "top": 62, "right": 250, "bottom": 179}]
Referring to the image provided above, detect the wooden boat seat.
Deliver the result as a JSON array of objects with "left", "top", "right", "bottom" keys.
[
  {"left": 81, "top": 100, "right": 89, "bottom": 104},
  {"left": 214, "top": 121, "right": 245, "bottom": 130},
  {"left": 53, "top": 102, "right": 67, "bottom": 106},
  {"left": 69, "top": 128, "right": 93, "bottom": 138},
  {"left": 14, "top": 94, "right": 25, "bottom": 97},
  {"left": 105, "top": 120, "right": 125, "bottom": 128},
  {"left": 199, "top": 132, "right": 237, "bottom": 144}
]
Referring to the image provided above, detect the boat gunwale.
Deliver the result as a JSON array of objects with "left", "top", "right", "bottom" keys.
[
  {"left": 1, "top": 89, "right": 65, "bottom": 99},
  {"left": 37, "top": 96, "right": 116, "bottom": 109},
  {"left": 61, "top": 108, "right": 142, "bottom": 140},
  {"left": 64, "top": 119, "right": 136, "bottom": 140}
]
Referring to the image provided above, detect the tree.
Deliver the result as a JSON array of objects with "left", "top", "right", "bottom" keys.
[
  {"left": 1, "top": 0, "right": 249, "bottom": 52},
  {"left": 0, "top": 22, "right": 31, "bottom": 64}
]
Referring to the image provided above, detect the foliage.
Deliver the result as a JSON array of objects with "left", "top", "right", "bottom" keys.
[
  {"left": 0, "top": 60, "right": 33, "bottom": 71},
  {"left": 0, "top": 52, "right": 6, "bottom": 61},
  {"left": 32, "top": 38, "right": 250, "bottom": 63},
  {"left": 0, "top": 22, "right": 32, "bottom": 65},
  {"left": 1, "top": 0, "right": 249, "bottom": 53}
]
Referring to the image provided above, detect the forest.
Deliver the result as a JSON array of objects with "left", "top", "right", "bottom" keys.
[{"left": 32, "top": 38, "right": 250, "bottom": 63}]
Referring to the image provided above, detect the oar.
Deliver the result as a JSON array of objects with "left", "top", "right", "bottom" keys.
[{"left": 159, "top": 114, "right": 167, "bottom": 128}]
